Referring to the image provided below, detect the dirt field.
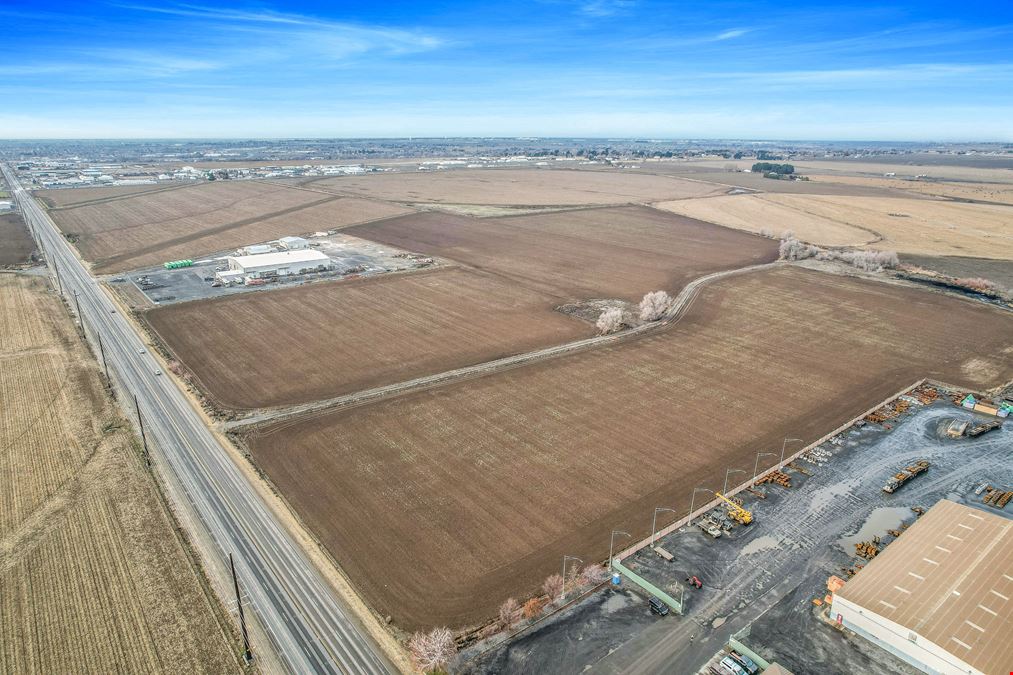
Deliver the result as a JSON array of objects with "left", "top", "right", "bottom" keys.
[
  {"left": 34, "top": 183, "right": 183, "bottom": 208},
  {"left": 345, "top": 205, "right": 780, "bottom": 301},
  {"left": 806, "top": 174, "right": 1013, "bottom": 205},
  {"left": 146, "top": 268, "right": 593, "bottom": 410},
  {"left": 0, "top": 274, "right": 238, "bottom": 673},
  {"left": 657, "top": 194, "right": 1013, "bottom": 258},
  {"left": 243, "top": 266, "right": 1013, "bottom": 631},
  {"left": 0, "top": 213, "right": 34, "bottom": 266},
  {"left": 305, "top": 168, "right": 728, "bottom": 205},
  {"left": 47, "top": 180, "right": 410, "bottom": 273}
]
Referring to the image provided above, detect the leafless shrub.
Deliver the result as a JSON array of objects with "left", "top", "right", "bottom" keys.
[
  {"left": 758, "top": 228, "right": 774, "bottom": 239},
  {"left": 565, "top": 562, "right": 582, "bottom": 589},
  {"left": 954, "top": 277, "right": 1002, "bottom": 295},
  {"left": 408, "top": 627, "right": 456, "bottom": 673},
  {"left": 579, "top": 563, "right": 609, "bottom": 586},
  {"left": 780, "top": 229, "right": 795, "bottom": 240},
  {"left": 778, "top": 237, "right": 818, "bottom": 261},
  {"left": 596, "top": 306, "right": 624, "bottom": 334},
  {"left": 639, "top": 290, "right": 672, "bottom": 322},
  {"left": 522, "top": 597, "right": 546, "bottom": 620},
  {"left": 542, "top": 573, "right": 564, "bottom": 600},
  {"left": 499, "top": 597, "right": 520, "bottom": 629},
  {"left": 836, "top": 249, "right": 899, "bottom": 272}
]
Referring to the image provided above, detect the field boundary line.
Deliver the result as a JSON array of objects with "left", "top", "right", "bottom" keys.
[{"left": 612, "top": 378, "right": 929, "bottom": 563}]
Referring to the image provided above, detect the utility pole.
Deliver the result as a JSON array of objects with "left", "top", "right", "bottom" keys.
[
  {"left": 133, "top": 394, "right": 150, "bottom": 466},
  {"left": 54, "top": 262, "right": 63, "bottom": 296},
  {"left": 97, "top": 333, "right": 109, "bottom": 383},
  {"left": 231, "top": 553, "right": 253, "bottom": 663},
  {"left": 72, "top": 289, "right": 82, "bottom": 320}
]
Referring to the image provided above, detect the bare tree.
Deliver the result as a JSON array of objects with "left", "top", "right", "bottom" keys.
[
  {"left": 566, "top": 561, "right": 582, "bottom": 589},
  {"left": 758, "top": 228, "right": 774, "bottom": 238},
  {"left": 408, "top": 627, "right": 457, "bottom": 673},
  {"left": 499, "top": 597, "right": 520, "bottom": 630},
  {"left": 542, "top": 573, "right": 564, "bottom": 599},
  {"left": 579, "top": 563, "right": 609, "bottom": 586},
  {"left": 596, "top": 306, "right": 624, "bottom": 334},
  {"left": 639, "top": 290, "right": 672, "bottom": 322},
  {"left": 523, "top": 597, "right": 546, "bottom": 620},
  {"left": 778, "top": 237, "right": 818, "bottom": 261}
]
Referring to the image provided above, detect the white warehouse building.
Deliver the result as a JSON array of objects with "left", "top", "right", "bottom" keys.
[
  {"left": 830, "top": 500, "right": 1011, "bottom": 675},
  {"left": 225, "top": 249, "right": 332, "bottom": 280}
]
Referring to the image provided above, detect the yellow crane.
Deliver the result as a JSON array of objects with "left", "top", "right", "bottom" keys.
[{"left": 715, "top": 492, "right": 753, "bottom": 525}]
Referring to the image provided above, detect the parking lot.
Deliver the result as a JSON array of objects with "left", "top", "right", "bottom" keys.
[{"left": 113, "top": 232, "right": 437, "bottom": 305}]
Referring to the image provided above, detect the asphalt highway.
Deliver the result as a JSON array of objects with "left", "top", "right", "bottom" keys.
[{"left": 3, "top": 164, "right": 394, "bottom": 675}]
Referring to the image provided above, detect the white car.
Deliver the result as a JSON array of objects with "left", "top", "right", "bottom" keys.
[
  {"left": 138, "top": 348, "right": 146, "bottom": 354},
  {"left": 153, "top": 369, "right": 162, "bottom": 376}
]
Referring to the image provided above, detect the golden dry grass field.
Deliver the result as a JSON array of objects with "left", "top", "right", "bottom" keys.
[
  {"left": 305, "top": 167, "right": 728, "bottom": 205},
  {"left": 244, "top": 266, "right": 1013, "bottom": 629},
  {"left": 656, "top": 193, "right": 1013, "bottom": 258},
  {"left": 0, "top": 274, "right": 238, "bottom": 673},
  {"left": 806, "top": 174, "right": 1013, "bottom": 205}
]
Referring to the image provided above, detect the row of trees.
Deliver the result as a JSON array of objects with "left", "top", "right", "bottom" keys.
[
  {"left": 778, "top": 233, "right": 899, "bottom": 272},
  {"left": 408, "top": 563, "right": 611, "bottom": 672},
  {"left": 751, "top": 162, "right": 795, "bottom": 174}
]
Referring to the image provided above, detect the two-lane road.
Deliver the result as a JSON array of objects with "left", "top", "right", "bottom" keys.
[{"left": 3, "top": 164, "right": 395, "bottom": 675}]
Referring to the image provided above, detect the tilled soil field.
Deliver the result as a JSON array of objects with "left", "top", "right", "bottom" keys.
[
  {"left": 243, "top": 267, "right": 1013, "bottom": 630},
  {"left": 46, "top": 180, "right": 409, "bottom": 273},
  {"left": 146, "top": 267, "right": 592, "bottom": 410},
  {"left": 345, "top": 205, "right": 780, "bottom": 301},
  {"left": 34, "top": 183, "right": 178, "bottom": 208},
  {"left": 0, "top": 275, "right": 238, "bottom": 673},
  {"left": 305, "top": 168, "right": 728, "bottom": 205},
  {"left": 0, "top": 213, "right": 34, "bottom": 266}
]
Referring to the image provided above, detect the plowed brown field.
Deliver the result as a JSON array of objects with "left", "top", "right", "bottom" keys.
[
  {"left": 244, "top": 267, "right": 1013, "bottom": 630},
  {"left": 306, "top": 168, "right": 727, "bottom": 205},
  {"left": 0, "top": 213, "right": 34, "bottom": 266},
  {"left": 146, "top": 268, "right": 591, "bottom": 410},
  {"left": 47, "top": 181, "right": 410, "bottom": 273},
  {"left": 345, "top": 205, "right": 780, "bottom": 301},
  {"left": 0, "top": 275, "right": 238, "bottom": 673}
]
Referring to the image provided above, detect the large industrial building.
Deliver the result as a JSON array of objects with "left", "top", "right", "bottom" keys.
[
  {"left": 219, "top": 249, "right": 331, "bottom": 283},
  {"left": 830, "top": 500, "right": 1011, "bottom": 675}
]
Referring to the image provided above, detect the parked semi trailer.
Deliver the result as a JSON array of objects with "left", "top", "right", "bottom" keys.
[{"left": 882, "top": 460, "right": 930, "bottom": 493}]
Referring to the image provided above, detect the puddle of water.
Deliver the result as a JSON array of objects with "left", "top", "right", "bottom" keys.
[
  {"left": 837, "top": 506, "right": 910, "bottom": 550},
  {"left": 809, "top": 477, "right": 861, "bottom": 511},
  {"left": 741, "top": 535, "right": 779, "bottom": 556}
]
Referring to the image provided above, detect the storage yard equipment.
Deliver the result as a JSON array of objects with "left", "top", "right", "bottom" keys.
[
  {"left": 882, "top": 460, "right": 930, "bottom": 493},
  {"left": 715, "top": 492, "right": 753, "bottom": 525},
  {"left": 968, "top": 420, "right": 1001, "bottom": 437}
]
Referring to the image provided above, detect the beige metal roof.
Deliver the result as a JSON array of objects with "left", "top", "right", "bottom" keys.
[{"left": 837, "top": 500, "right": 1012, "bottom": 674}]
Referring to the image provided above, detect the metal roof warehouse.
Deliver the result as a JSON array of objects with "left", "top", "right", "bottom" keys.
[
  {"left": 226, "top": 249, "right": 331, "bottom": 278},
  {"left": 831, "top": 499, "right": 1011, "bottom": 675}
]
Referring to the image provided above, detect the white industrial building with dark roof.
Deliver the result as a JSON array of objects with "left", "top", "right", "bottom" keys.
[{"left": 830, "top": 499, "right": 1011, "bottom": 675}]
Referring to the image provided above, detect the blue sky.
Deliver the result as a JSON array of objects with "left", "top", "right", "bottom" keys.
[{"left": 1, "top": 1, "right": 1011, "bottom": 140}]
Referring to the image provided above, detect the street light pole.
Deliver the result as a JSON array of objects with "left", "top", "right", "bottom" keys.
[
  {"left": 781, "top": 437, "right": 803, "bottom": 465},
  {"left": 561, "top": 555, "right": 583, "bottom": 600},
  {"left": 723, "top": 468, "right": 746, "bottom": 495},
  {"left": 688, "top": 487, "right": 713, "bottom": 526},
  {"left": 609, "top": 530, "right": 630, "bottom": 571},
  {"left": 72, "top": 289, "right": 82, "bottom": 320},
  {"left": 752, "top": 452, "right": 776, "bottom": 484},
  {"left": 651, "top": 507, "right": 677, "bottom": 547}
]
